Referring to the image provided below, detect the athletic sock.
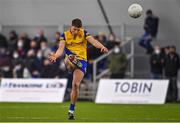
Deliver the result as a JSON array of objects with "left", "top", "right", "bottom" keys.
[{"left": 69, "top": 104, "right": 75, "bottom": 113}]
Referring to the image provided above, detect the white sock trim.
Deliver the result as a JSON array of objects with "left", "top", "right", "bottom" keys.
[{"left": 68, "top": 110, "right": 74, "bottom": 114}]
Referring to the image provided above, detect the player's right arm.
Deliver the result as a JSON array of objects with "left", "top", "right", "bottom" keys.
[{"left": 49, "top": 41, "right": 65, "bottom": 63}]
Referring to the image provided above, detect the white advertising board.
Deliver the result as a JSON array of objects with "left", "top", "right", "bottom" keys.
[
  {"left": 95, "top": 79, "right": 169, "bottom": 104},
  {"left": 0, "top": 79, "right": 67, "bottom": 103}
]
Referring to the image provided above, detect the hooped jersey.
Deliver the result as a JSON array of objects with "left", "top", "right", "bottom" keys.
[{"left": 60, "top": 28, "right": 92, "bottom": 61}]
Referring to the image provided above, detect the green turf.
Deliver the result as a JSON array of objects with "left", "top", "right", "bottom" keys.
[{"left": 0, "top": 102, "right": 180, "bottom": 122}]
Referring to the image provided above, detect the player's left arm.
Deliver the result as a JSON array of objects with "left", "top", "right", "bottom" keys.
[{"left": 87, "top": 36, "right": 108, "bottom": 53}]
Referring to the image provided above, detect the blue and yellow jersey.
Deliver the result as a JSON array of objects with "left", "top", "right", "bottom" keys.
[{"left": 60, "top": 28, "right": 92, "bottom": 61}]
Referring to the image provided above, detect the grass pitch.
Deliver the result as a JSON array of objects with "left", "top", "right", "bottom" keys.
[{"left": 0, "top": 102, "right": 180, "bottom": 122}]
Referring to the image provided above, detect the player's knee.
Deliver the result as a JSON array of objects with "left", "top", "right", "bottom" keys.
[
  {"left": 72, "top": 83, "right": 80, "bottom": 91},
  {"left": 64, "top": 57, "right": 76, "bottom": 71}
]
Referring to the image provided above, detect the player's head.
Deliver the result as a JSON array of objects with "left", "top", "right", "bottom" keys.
[{"left": 70, "top": 18, "right": 82, "bottom": 35}]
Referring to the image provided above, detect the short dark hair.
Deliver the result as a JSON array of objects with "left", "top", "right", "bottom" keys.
[
  {"left": 72, "top": 18, "right": 82, "bottom": 28},
  {"left": 171, "top": 45, "right": 176, "bottom": 50},
  {"left": 146, "top": 9, "right": 153, "bottom": 15}
]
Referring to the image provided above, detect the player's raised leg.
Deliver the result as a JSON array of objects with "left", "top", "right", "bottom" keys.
[{"left": 68, "top": 69, "right": 84, "bottom": 120}]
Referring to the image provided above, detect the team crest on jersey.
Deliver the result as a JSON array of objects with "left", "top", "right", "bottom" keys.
[
  {"left": 60, "top": 37, "right": 65, "bottom": 40},
  {"left": 86, "top": 33, "right": 90, "bottom": 36},
  {"left": 78, "top": 33, "right": 82, "bottom": 38}
]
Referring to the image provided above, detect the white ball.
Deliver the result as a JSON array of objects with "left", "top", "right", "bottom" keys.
[{"left": 128, "top": 3, "right": 143, "bottom": 18}]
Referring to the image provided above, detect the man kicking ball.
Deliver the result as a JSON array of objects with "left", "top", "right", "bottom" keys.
[{"left": 49, "top": 18, "right": 108, "bottom": 120}]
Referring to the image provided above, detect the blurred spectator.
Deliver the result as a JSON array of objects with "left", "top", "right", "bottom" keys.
[
  {"left": 12, "top": 61, "right": 24, "bottom": 78},
  {"left": 19, "top": 32, "right": 31, "bottom": 53},
  {"left": 40, "top": 41, "right": 51, "bottom": 58},
  {"left": 41, "top": 59, "right": 56, "bottom": 78},
  {"left": 86, "top": 44, "right": 94, "bottom": 80},
  {"left": 23, "top": 67, "right": 31, "bottom": 78},
  {"left": 16, "top": 38, "right": 25, "bottom": 57},
  {"left": 33, "top": 29, "right": 47, "bottom": 49},
  {"left": 36, "top": 49, "right": 45, "bottom": 70},
  {"left": 58, "top": 59, "right": 68, "bottom": 78},
  {"left": 25, "top": 50, "right": 41, "bottom": 78},
  {"left": 150, "top": 44, "right": 164, "bottom": 79},
  {"left": 164, "top": 46, "right": 180, "bottom": 102},
  {"left": 164, "top": 46, "right": 170, "bottom": 56},
  {"left": 0, "top": 33, "right": 8, "bottom": 49},
  {"left": 11, "top": 51, "right": 22, "bottom": 66},
  {"left": 8, "top": 30, "right": 18, "bottom": 53},
  {"left": 161, "top": 46, "right": 170, "bottom": 59},
  {"left": 30, "top": 40, "right": 38, "bottom": 52},
  {"left": 97, "top": 33, "right": 108, "bottom": 71},
  {"left": 97, "top": 32, "right": 107, "bottom": 45},
  {"left": 0, "top": 44, "right": 12, "bottom": 78},
  {"left": 108, "top": 43, "right": 128, "bottom": 78},
  {"left": 11, "top": 51, "right": 23, "bottom": 78},
  {"left": 0, "top": 48, "right": 8, "bottom": 66},
  {"left": 106, "top": 33, "right": 117, "bottom": 50},
  {"left": 51, "top": 32, "right": 61, "bottom": 52},
  {"left": 139, "top": 9, "right": 159, "bottom": 54},
  {"left": 144, "top": 10, "right": 159, "bottom": 38},
  {"left": 55, "top": 32, "right": 61, "bottom": 43}
]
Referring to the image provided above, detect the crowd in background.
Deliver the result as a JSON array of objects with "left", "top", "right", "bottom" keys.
[{"left": 0, "top": 30, "right": 119, "bottom": 80}]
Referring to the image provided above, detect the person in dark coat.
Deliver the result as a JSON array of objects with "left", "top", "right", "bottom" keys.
[
  {"left": 139, "top": 9, "right": 159, "bottom": 54},
  {"left": 164, "top": 46, "right": 180, "bottom": 102},
  {"left": 150, "top": 44, "right": 164, "bottom": 79},
  {"left": 0, "top": 33, "right": 8, "bottom": 49}
]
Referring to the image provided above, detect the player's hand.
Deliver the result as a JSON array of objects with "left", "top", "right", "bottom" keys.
[
  {"left": 48, "top": 53, "right": 58, "bottom": 63},
  {"left": 100, "top": 46, "right": 108, "bottom": 53}
]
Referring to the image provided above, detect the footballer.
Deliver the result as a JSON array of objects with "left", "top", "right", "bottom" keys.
[{"left": 49, "top": 18, "right": 108, "bottom": 120}]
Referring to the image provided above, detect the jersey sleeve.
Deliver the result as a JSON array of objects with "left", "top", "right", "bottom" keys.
[
  {"left": 84, "top": 30, "right": 92, "bottom": 40},
  {"left": 59, "top": 33, "right": 66, "bottom": 42}
]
